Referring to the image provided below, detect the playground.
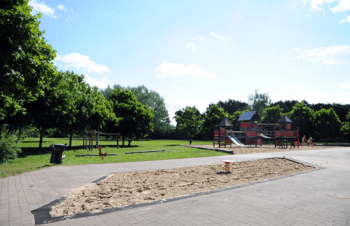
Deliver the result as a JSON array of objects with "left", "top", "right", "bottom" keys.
[{"left": 188, "top": 143, "right": 345, "bottom": 154}]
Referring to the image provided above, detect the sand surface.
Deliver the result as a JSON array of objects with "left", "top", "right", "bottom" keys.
[
  {"left": 188, "top": 144, "right": 345, "bottom": 155},
  {"left": 50, "top": 158, "right": 315, "bottom": 217}
]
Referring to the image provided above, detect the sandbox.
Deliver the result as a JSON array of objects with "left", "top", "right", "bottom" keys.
[{"left": 49, "top": 158, "right": 315, "bottom": 217}]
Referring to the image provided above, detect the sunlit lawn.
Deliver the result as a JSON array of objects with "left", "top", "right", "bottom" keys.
[{"left": 0, "top": 137, "right": 226, "bottom": 178}]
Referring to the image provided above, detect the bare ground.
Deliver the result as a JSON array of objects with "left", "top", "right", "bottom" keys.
[
  {"left": 50, "top": 158, "right": 315, "bottom": 217},
  {"left": 187, "top": 144, "right": 345, "bottom": 155}
]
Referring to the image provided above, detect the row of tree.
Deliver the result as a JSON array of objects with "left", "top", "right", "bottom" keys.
[{"left": 175, "top": 94, "right": 350, "bottom": 144}]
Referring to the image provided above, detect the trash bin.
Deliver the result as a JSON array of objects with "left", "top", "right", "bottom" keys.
[{"left": 50, "top": 144, "right": 66, "bottom": 164}]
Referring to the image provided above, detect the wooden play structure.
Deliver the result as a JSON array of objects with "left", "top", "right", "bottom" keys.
[
  {"left": 83, "top": 131, "right": 120, "bottom": 150},
  {"left": 213, "top": 116, "right": 233, "bottom": 147},
  {"left": 214, "top": 111, "right": 300, "bottom": 148}
]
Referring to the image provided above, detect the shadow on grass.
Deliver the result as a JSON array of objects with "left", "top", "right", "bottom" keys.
[{"left": 165, "top": 144, "right": 181, "bottom": 147}]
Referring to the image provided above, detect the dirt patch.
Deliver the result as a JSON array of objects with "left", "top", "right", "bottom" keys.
[
  {"left": 50, "top": 158, "right": 315, "bottom": 217},
  {"left": 188, "top": 144, "right": 345, "bottom": 155}
]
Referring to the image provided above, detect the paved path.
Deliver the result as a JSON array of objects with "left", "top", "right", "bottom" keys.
[{"left": 1, "top": 147, "right": 350, "bottom": 226}]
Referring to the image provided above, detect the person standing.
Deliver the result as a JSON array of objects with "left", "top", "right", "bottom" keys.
[{"left": 302, "top": 135, "right": 306, "bottom": 146}]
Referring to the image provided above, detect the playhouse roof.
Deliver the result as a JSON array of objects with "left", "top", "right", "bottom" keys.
[
  {"left": 278, "top": 115, "right": 292, "bottom": 123},
  {"left": 219, "top": 116, "right": 233, "bottom": 127},
  {"left": 237, "top": 111, "right": 261, "bottom": 121}
]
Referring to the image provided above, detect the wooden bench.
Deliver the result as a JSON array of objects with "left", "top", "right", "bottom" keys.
[{"left": 220, "top": 160, "right": 235, "bottom": 172}]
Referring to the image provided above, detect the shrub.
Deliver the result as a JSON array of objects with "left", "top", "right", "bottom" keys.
[{"left": 0, "top": 125, "right": 22, "bottom": 164}]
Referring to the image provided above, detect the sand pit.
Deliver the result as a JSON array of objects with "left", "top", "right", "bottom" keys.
[
  {"left": 50, "top": 158, "right": 315, "bottom": 217},
  {"left": 188, "top": 144, "right": 345, "bottom": 155}
]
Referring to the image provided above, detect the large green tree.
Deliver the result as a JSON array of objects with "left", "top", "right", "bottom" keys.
[
  {"left": 201, "top": 104, "right": 226, "bottom": 139},
  {"left": 109, "top": 88, "right": 154, "bottom": 146},
  {"left": 217, "top": 99, "right": 249, "bottom": 115},
  {"left": 341, "top": 109, "right": 350, "bottom": 140},
  {"left": 0, "top": 0, "right": 56, "bottom": 121},
  {"left": 314, "top": 108, "right": 341, "bottom": 144},
  {"left": 102, "top": 85, "right": 170, "bottom": 138},
  {"left": 56, "top": 72, "right": 117, "bottom": 147},
  {"left": 288, "top": 101, "right": 315, "bottom": 139},
  {"left": 175, "top": 106, "right": 202, "bottom": 139},
  {"left": 26, "top": 71, "right": 75, "bottom": 149},
  {"left": 262, "top": 105, "right": 284, "bottom": 123},
  {"left": 248, "top": 90, "right": 271, "bottom": 117}
]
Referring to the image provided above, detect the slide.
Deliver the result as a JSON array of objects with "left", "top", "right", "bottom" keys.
[
  {"left": 259, "top": 133, "right": 275, "bottom": 139},
  {"left": 228, "top": 136, "right": 247, "bottom": 147}
]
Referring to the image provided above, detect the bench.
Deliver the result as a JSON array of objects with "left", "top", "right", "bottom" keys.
[{"left": 220, "top": 160, "right": 235, "bottom": 172}]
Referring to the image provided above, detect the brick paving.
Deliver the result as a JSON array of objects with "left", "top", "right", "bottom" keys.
[{"left": 1, "top": 147, "right": 350, "bottom": 225}]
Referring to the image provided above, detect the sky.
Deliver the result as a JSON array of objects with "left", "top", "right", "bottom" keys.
[{"left": 29, "top": 0, "right": 350, "bottom": 124}]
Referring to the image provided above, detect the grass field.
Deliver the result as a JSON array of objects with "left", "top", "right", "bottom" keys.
[{"left": 0, "top": 138, "right": 225, "bottom": 179}]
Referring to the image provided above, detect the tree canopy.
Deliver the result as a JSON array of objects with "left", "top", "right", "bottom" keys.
[
  {"left": 175, "top": 106, "right": 202, "bottom": 139},
  {"left": 0, "top": 0, "right": 57, "bottom": 121},
  {"left": 248, "top": 90, "right": 271, "bottom": 117},
  {"left": 109, "top": 88, "right": 154, "bottom": 145}
]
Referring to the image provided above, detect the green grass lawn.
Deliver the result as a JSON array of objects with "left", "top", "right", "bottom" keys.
[{"left": 0, "top": 138, "right": 226, "bottom": 179}]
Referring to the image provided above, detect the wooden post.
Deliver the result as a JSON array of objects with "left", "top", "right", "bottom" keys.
[
  {"left": 117, "top": 132, "right": 120, "bottom": 148},
  {"left": 96, "top": 131, "right": 99, "bottom": 149}
]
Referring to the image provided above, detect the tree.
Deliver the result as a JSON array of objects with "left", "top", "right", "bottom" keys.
[
  {"left": 56, "top": 72, "right": 118, "bottom": 147},
  {"left": 102, "top": 85, "right": 170, "bottom": 138},
  {"left": 288, "top": 101, "right": 315, "bottom": 140},
  {"left": 201, "top": 105, "right": 226, "bottom": 139},
  {"left": 270, "top": 100, "right": 299, "bottom": 113},
  {"left": 109, "top": 88, "right": 154, "bottom": 146},
  {"left": 0, "top": 0, "right": 57, "bottom": 121},
  {"left": 26, "top": 70, "right": 75, "bottom": 150},
  {"left": 129, "top": 85, "right": 169, "bottom": 137},
  {"left": 217, "top": 99, "right": 249, "bottom": 115},
  {"left": 175, "top": 106, "right": 202, "bottom": 139},
  {"left": 262, "top": 105, "right": 284, "bottom": 123},
  {"left": 314, "top": 108, "right": 341, "bottom": 144},
  {"left": 341, "top": 110, "right": 350, "bottom": 140},
  {"left": 248, "top": 90, "right": 271, "bottom": 117}
]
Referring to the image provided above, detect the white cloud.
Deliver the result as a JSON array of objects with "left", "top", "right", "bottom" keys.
[
  {"left": 84, "top": 75, "right": 108, "bottom": 89},
  {"left": 174, "top": 86, "right": 181, "bottom": 90},
  {"left": 209, "top": 32, "right": 227, "bottom": 41},
  {"left": 186, "top": 43, "right": 195, "bottom": 51},
  {"left": 55, "top": 53, "right": 112, "bottom": 74},
  {"left": 192, "top": 34, "right": 203, "bottom": 40},
  {"left": 305, "top": 0, "right": 350, "bottom": 13},
  {"left": 331, "top": 0, "right": 350, "bottom": 12},
  {"left": 57, "top": 4, "right": 67, "bottom": 12},
  {"left": 228, "top": 37, "right": 232, "bottom": 41},
  {"left": 155, "top": 62, "right": 218, "bottom": 79},
  {"left": 295, "top": 45, "right": 350, "bottom": 65},
  {"left": 29, "top": 0, "right": 56, "bottom": 18},
  {"left": 339, "top": 15, "right": 350, "bottom": 23}
]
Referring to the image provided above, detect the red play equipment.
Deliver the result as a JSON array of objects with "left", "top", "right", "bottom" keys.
[
  {"left": 213, "top": 117, "right": 233, "bottom": 147},
  {"left": 98, "top": 146, "right": 107, "bottom": 159},
  {"left": 222, "top": 111, "right": 300, "bottom": 148}
]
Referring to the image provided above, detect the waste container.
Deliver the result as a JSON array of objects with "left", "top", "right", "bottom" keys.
[{"left": 50, "top": 144, "right": 67, "bottom": 164}]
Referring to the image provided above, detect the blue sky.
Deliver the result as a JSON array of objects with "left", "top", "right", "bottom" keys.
[{"left": 29, "top": 0, "right": 350, "bottom": 124}]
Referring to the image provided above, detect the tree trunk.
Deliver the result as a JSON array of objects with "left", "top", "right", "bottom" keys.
[
  {"left": 39, "top": 125, "right": 44, "bottom": 150},
  {"left": 69, "top": 129, "right": 73, "bottom": 147},
  {"left": 122, "top": 134, "right": 125, "bottom": 146}
]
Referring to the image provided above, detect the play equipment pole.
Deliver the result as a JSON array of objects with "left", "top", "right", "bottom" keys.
[{"left": 297, "top": 127, "right": 300, "bottom": 148}]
